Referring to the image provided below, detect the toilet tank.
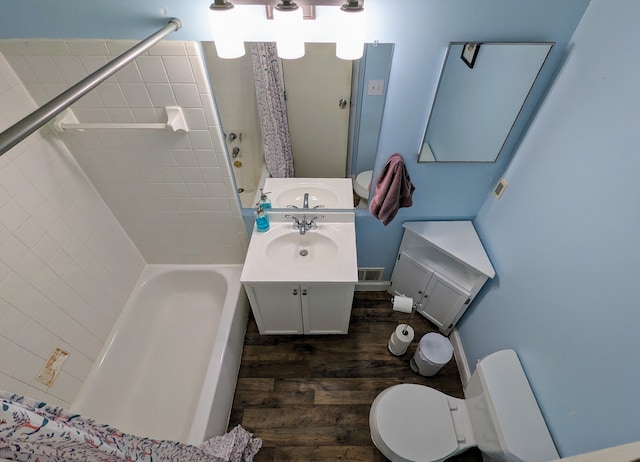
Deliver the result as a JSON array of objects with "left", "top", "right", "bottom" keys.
[{"left": 464, "top": 350, "right": 559, "bottom": 462}]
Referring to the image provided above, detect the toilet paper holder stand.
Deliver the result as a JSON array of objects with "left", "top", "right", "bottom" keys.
[{"left": 391, "top": 293, "right": 423, "bottom": 336}]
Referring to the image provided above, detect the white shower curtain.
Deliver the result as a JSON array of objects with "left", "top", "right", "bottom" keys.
[{"left": 250, "top": 42, "right": 295, "bottom": 178}]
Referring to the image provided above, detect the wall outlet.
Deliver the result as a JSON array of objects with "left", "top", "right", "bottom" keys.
[
  {"left": 37, "top": 348, "right": 69, "bottom": 387},
  {"left": 367, "top": 79, "right": 384, "bottom": 96},
  {"left": 493, "top": 178, "right": 508, "bottom": 199}
]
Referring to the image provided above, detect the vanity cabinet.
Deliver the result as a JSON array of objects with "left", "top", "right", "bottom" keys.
[
  {"left": 390, "top": 222, "right": 495, "bottom": 335},
  {"left": 244, "top": 282, "right": 354, "bottom": 335}
]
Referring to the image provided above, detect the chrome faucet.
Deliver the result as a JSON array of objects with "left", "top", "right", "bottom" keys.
[
  {"left": 285, "top": 214, "right": 324, "bottom": 235},
  {"left": 287, "top": 193, "right": 324, "bottom": 209}
]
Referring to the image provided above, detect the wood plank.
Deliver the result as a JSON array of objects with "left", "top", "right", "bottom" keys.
[
  {"left": 274, "top": 445, "right": 388, "bottom": 461},
  {"left": 233, "top": 390, "right": 314, "bottom": 407},
  {"left": 314, "top": 390, "right": 378, "bottom": 405},
  {"left": 242, "top": 404, "right": 370, "bottom": 428},
  {"left": 235, "top": 377, "right": 276, "bottom": 392},
  {"left": 246, "top": 425, "right": 374, "bottom": 447}
]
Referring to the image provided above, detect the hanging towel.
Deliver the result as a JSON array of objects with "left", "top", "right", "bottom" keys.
[{"left": 369, "top": 153, "right": 415, "bottom": 225}]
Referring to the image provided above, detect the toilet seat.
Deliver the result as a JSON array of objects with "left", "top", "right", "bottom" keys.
[
  {"left": 354, "top": 170, "right": 372, "bottom": 199},
  {"left": 370, "top": 384, "right": 460, "bottom": 462}
]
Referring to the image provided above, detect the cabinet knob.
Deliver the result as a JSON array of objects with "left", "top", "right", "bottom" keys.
[
  {"left": 418, "top": 290, "right": 423, "bottom": 294},
  {"left": 302, "top": 289, "right": 308, "bottom": 296},
  {"left": 292, "top": 289, "right": 298, "bottom": 295}
]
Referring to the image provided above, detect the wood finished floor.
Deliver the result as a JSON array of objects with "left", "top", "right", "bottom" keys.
[{"left": 228, "top": 291, "right": 483, "bottom": 461}]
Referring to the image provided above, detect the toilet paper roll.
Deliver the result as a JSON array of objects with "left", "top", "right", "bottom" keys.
[
  {"left": 392, "top": 295, "right": 413, "bottom": 313},
  {"left": 387, "top": 324, "right": 414, "bottom": 356}
]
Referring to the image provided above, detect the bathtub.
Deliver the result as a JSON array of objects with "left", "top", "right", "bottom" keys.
[{"left": 71, "top": 264, "right": 250, "bottom": 445}]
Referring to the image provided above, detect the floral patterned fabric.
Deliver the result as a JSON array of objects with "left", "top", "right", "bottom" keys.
[
  {"left": 0, "top": 391, "right": 261, "bottom": 462},
  {"left": 251, "top": 42, "right": 295, "bottom": 178}
]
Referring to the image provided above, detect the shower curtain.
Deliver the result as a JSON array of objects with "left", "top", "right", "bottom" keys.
[
  {"left": 0, "top": 391, "right": 261, "bottom": 462},
  {"left": 251, "top": 42, "right": 295, "bottom": 178}
]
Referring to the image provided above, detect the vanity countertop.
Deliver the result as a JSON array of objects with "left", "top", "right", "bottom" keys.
[{"left": 241, "top": 217, "right": 357, "bottom": 284}]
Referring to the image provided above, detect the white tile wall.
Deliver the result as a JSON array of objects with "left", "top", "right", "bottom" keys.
[
  {"left": 0, "top": 40, "right": 248, "bottom": 264},
  {"left": 201, "top": 43, "right": 264, "bottom": 208},
  {"left": 0, "top": 52, "right": 145, "bottom": 407}
]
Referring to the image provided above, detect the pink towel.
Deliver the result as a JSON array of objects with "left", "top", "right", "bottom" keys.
[{"left": 369, "top": 153, "right": 415, "bottom": 225}]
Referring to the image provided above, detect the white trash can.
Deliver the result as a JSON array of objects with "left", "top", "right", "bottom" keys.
[{"left": 410, "top": 332, "right": 453, "bottom": 377}]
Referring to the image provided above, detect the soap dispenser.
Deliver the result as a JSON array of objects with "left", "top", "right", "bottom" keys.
[
  {"left": 254, "top": 204, "right": 270, "bottom": 232},
  {"left": 258, "top": 188, "right": 272, "bottom": 209}
]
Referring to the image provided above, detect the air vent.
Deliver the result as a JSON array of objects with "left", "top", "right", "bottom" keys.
[{"left": 358, "top": 267, "right": 384, "bottom": 281}]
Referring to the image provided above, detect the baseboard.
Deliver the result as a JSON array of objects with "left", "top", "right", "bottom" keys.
[
  {"left": 449, "top": 328, "right": 471, "bottom": 387},
  {"left": 355, "top": 281, "right": 390, "bottom": 292}
]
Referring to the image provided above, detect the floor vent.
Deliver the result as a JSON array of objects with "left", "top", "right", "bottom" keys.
[{"left": 358, "top": 267, "right": 384, "bottom": 281}]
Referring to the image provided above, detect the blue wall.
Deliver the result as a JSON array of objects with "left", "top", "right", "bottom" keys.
[
  {"left": 458, "top": 0, "right": 640, "bottom": 456},
  {"left": 364, "top": 0, "right": 589, "bottom": 277},
  {"left": 351, "top": 42, "right": 394, "bottom": 176}
]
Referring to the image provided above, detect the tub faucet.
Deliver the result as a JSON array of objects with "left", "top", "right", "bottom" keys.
[{"left": 303, "top": 193, "right": 309, "bottom": 208}]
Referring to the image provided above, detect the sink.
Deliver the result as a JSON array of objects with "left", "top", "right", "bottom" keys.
[
  {"left": 240, "top": 213, "right": 358, "bottom": 283},
  {"left": 273, "top": 187, "right": 339, "bottom": 209},
  {"left": 263, "top": 178, "right": 354, "bottom": 209},
  {"left": 266, "top": 231, "right": 339, "bottom": 267}
]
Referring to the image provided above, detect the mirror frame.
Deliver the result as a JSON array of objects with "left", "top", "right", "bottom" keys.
[{"left": 418, "top": 41, "right": 554, "bottom": 163}]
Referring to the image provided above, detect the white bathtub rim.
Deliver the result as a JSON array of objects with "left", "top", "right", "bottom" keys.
[
  {"left": 185, "top": 264, "right": 248, "bottom": 444},
  {"left": 71, "top": 263, "right": 247, "bottom": 445}
]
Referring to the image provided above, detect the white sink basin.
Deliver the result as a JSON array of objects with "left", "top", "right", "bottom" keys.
[
  {"left": 263, "top": 178, "right": 354, "bottom": 209},
  {"left": 266, "top": 231, "right": 339, "bottom": 267},
  {"left": 241, "top": 214, "right": 357, "bottom": 283}
]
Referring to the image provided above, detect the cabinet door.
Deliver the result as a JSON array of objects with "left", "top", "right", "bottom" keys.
[
  {"left": 244, "top": 284, "right": 303, "bottom": 334},
  {"left": 420, "top": 274, "right": 470, "bottom": 335},
  {"left": 302, "top": 284, "right": 354, "bottom": 334},
  {"left": 390, "top": 252, "right": 434, "bottom": 303}
]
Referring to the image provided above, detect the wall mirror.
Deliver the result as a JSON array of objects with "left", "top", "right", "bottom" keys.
[
  {"left": 202, "top": 41, "right": 393, "bottom": 209},
  {"left": 419, "top": 42, "right": 553, "bottom": 163}
]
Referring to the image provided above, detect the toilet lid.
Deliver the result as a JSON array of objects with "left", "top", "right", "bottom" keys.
[
  {"left": 355, "top": 170, "right": 373, "bottom": 191},
  {"left": 373, "top": 384, "right": 458, "bottom": 461}
]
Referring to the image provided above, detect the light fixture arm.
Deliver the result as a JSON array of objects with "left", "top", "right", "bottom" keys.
[
  {"left": 210, "top": 0, "right": 234, "bottom": 10},
  {"left": 275, "top": 0, "right": 300, "bottom": 11},
  {"left": 341, "top": 0, "right": 363, "bottom": 12}
]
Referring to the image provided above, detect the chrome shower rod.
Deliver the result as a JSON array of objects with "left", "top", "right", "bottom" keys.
[{"left": 0, "top": 18, "right": 182, "bottom": 157}]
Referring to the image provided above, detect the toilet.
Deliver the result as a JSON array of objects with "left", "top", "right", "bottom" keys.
[
  {"left": 353, "top": 170, "right": 373, "bottom": 204},
  {"left": 369, "top": 350, "right": 559, "bottom": 462}
]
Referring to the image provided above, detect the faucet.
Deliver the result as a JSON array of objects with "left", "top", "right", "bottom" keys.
[
  {"left": 285, "top": 214, "right": 324, "bottom": 235},
  {"left": 288, "top": 193, "right": 324, "bottom": 209}
]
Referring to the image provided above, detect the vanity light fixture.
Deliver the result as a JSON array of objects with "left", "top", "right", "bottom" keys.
[
  {"left": 273, "top": 0, "right": 305, "bottom": 59},
  {"left": 336, "top": 0, "right": 366, "bottom": 60},
  {"left": 208, "top": 0, "right": 366, "bottom": 60},
  {"left": 209, "top": 0, "right": 246, "bottom": 59}
]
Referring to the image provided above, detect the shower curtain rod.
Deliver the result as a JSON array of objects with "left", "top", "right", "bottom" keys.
[{"left": 0, "top": 18, "right": 182, "bottom": 157}]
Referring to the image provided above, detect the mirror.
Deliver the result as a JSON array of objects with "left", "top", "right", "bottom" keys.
[
  {"left": 419, "top": 42, "right": 553, "bottom": 163},
  {"left": 202, "top": 42, "right": 394, "bottom": 209}
]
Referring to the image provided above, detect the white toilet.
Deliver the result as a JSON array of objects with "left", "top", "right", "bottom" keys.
[
  {"left": 369, "top": 350, "right": 559, "bottom": 462},
  {"left": 353, "top": 170, "right": 373, "bottom": 204}
]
